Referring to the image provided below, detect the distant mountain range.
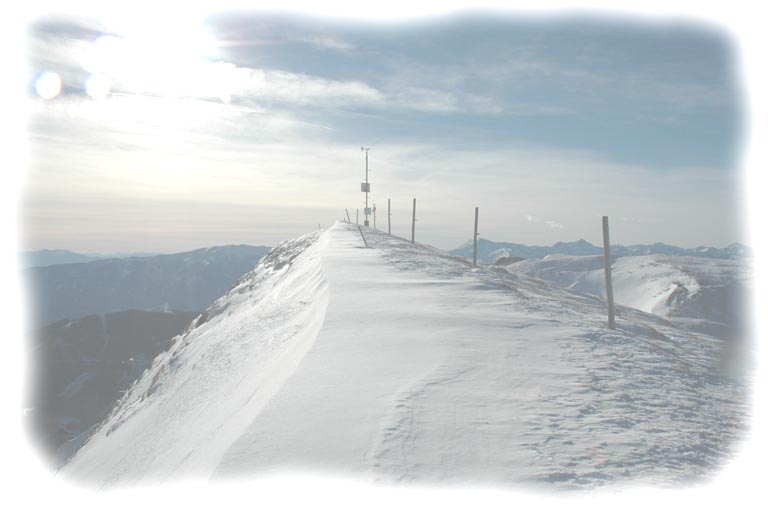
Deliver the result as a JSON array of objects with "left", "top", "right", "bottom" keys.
[
  {"left": 450, "top": 238, "right": 750, "bottom": 264},
  {"left": 18, "top": 249, "right": 160, "bottom": 269},
  {"left": 26, "top": 309, "right": 199, "bottom": 462},
  {"left": 19, "top": 249, "right": 102, "bottom": 268},
  {"left": 23, "top": 245, "right": 271, "bottom": 327}
]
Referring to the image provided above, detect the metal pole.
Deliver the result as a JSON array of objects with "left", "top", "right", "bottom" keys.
[
  {"left": 362, "top": 147, "right": 370, "bottom": 227},
  {"left": 473, "top": 207, "right": 479, "bottom": 268},
  {"left": 411, "top": 198, "right": 416, "bottom": 244},
  {"left": 388, "top": 198, "right": 391, "bottom": 235},
  {"left": 602, "top": 215, "right": 616, "bottom": 330},
  {"left": 365, "top": 150, "right": 368, "bottom": 226}
]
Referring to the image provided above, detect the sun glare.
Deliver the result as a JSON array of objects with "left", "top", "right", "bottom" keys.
[
  {"left": 80, "top": 21, "right": 229, "bottom": 101},
  {"left": 85, "top": 73, "right": 112, "bottom": 100}
]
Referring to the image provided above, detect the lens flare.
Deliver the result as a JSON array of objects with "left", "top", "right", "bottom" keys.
[{"left": 34, "top": 71, "right": 62, "bottom": 100}]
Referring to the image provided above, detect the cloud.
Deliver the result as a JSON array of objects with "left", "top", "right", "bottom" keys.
[
  {"left": 544, "top": 220, "right": 565, "bottom": 230},
  {"left": 26, "top": 23, "right": 501, "bottom": 116},
  {"left": 634, "top": 80, "right": 728, "bottom": 109},
  {"left": 300, "top": 34, "right": 355, "bottom": 53},
  {"left": 26, "top": 33, "right": 94, "bottom": 94},
  {"left": 524, "top": 215, "right": 564, "bottom": 230},
  {"left": 241, "top": 69, "right": 384, "bottom": 106},
  {"left": 388, "top": 87, "right": 459, "bottom": 113}
]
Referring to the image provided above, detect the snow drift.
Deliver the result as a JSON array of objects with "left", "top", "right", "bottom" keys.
[{"left": 60, "top": 223, "right": 748, "bottom": 489}]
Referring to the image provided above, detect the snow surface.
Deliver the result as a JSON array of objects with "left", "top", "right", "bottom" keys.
[
  {"left": 507, "top": 254, "right": 751, "bottom": 343},
  {"left": 61, "top": 222, "right": 748, "bottom": 489}
]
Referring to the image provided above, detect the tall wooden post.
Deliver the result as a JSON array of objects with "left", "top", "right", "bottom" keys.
[
  {"left": 602, "top": 215, "right": 616, "bottom": 330},
  {"left": 357, "top": 224, "right": 369, "bottom": 247},
  {"left": 373, "top": 203, "right": 376, "bottom": 230},
  {"left": 388, "top": 198, "right": 391, "bottom": 236},
  {"left": 473, "top": 207, "right": 479, "bottom": 267},
  {"left": 411, "top": 198, "right": 416, "bottom": 244},
  {"left": 345, "top": 209, "right": 351, "bottom": 223},
  {"left": 356, "top": 209, "right": 359, "bottom": 225}
]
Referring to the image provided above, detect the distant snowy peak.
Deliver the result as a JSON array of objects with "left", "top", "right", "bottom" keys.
[
  {"left": 613, "top": 242, "right": 681, "bottom": 257},
  {"left": 551, "top": 238, "right": 601, "bottom": 255},
  {"left": 452, "top": 239, "right": 750, "bottom": 263},
  {"left": 453, "top": 238, "right": 603, "bottom": 263},
  {"left": 456, "top": 240, "right": 475, "bottom": 251},
  {"left": 726, "top": 242, "right": 750, "bottom": 258},
  {"left": 613, "top": 242, "right": 750, "bottom": 259}
]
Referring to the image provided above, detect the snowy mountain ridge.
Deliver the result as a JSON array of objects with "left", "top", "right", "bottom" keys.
[
  {"left": 506, "top": 253, "right": 751, "bottom": 343},
  {"left": 452, "top": 238, "right": 750, "bottom": 264},
  {"left": 62, "top": 231, "right": 329, "bottom": 484},
  {"left": 60, "top": 223, "right": 747, "bottom": 489}
]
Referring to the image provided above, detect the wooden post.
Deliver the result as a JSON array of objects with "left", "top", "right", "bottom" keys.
[
  {"left": 473, "top": 207, "right": 479, "bottom": 268},
  {"left": 345, "top": 209, "right": 351, "bottom": 223},
  {"left": 388, "top": 198, "right": 391, "bottom": 235},
  {"left": 602, "top": 215, "right": 616, "bottom": 330},
  {"left": 411, "top": 198, "right": 416, "bottom": 244},
  {"left": 357, "top": 225, "right": 369, "bottom": 247},
  {"left": 356, "top": 209, "right": 359, "bottom": 225},
  {"left": 373, "top": 203, "right": 376, "bottom": 230}
]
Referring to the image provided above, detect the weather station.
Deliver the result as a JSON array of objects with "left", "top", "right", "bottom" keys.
[{"left": 361, "top": 147, "right": 372, "bottom": 227}]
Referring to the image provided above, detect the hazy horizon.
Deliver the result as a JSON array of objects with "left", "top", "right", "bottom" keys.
[
  {"left": 21, "top": 11, "right": 744, "bottom": 254},
  {"left": 20, "top": 232, "right": 750, "bottom": 258}
]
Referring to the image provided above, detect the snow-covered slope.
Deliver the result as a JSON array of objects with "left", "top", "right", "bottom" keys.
[
  {"left": 507, "top": 254, "right": 751, "bottom": 342},
  {"left": 60, "top": 223, "right": 747, "bottom": 489}
]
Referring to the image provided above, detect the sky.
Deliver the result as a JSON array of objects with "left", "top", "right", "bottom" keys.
[{"left": 20, "top": 8, "right": 745, "bottom": 253}]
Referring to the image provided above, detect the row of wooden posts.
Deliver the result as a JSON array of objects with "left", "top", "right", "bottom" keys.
[
  {"left": 346, "top": 197, "right": 417, "bottom": 244},
  {"left": 345, "top": 200, "right": 616, "bottom": 330}
]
